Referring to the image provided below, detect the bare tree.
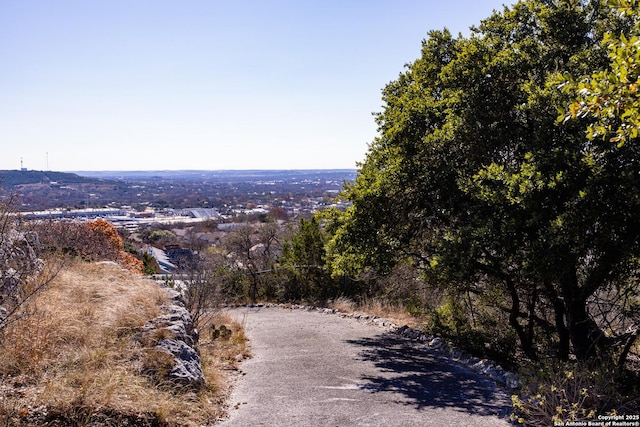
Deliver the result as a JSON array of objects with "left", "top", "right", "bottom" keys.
[
  {"left": 180, "top": 250, "right": 232, "bottom": 328},
  {"left": 0, "top": 197, "right": 63, "bottom": 333},
  {"left": 225, "top": 222, "right": 281, "bottom": 302}
]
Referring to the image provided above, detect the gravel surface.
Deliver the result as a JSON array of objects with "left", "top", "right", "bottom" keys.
[{"left": 219, "top": 306, "right": 513, "bottom": 427}]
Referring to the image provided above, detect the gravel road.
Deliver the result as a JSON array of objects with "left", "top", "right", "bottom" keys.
[{"left": 219, "top": 306, "right": 512, "bottom": 427}]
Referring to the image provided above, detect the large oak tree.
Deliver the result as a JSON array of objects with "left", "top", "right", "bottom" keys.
[{"left": 328, "top": 0, "right": 640, "bottom": 363}]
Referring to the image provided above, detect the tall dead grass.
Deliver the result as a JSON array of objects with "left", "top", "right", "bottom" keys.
[
  {"left": 328, "top": 296, "right": 421, "bottom": 328},
  {"left": 0, "top": 259, "right": 248, "bottom": 426}
]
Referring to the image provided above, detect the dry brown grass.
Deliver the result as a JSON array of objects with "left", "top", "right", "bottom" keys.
[
  {"left": 328, "top": 296, "right": 421, "bottom": 328},
  {"left": 198, "top": 311, "right": 251, "bottom": 377},
  {"left": 0, "top": 259, "right": 249, "bottom": 426}
]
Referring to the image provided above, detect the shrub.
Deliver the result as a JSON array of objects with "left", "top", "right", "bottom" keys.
[
  {"left": 511, "top": 360, "right": 634, "bottom": 426},
  {"left": 427, "top": 292, "right": 517, "bottom": 367},
  {"left": 33, "top": 219, "right": 143, "bottom": 274}
]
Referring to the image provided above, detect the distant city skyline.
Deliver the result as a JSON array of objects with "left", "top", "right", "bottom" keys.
[{"left": 0, "top": 0, "right": 508, "bottom": 171}]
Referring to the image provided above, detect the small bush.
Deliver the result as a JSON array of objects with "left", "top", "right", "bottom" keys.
[
  {"left": 511, "top": 360, "right": 635, "bottom": 426},
  {"left": 430, "top": 296, "right": 469, "bottom": 336},
  {"left": 426, "top": 293, "right": 517, "bottom": 367},
  {"left": 33, "top": 219, "right": 143, "bottom": 274}
]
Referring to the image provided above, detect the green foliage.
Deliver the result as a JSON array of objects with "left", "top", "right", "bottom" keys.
[
  {"left": 140, "top": 229, "right": 178, "bottom": 246},
  {"left": 431, "top": 295, "right": 469, "bottom": 337},
  {"left": 141, "top": 252, "right": 159, "bottom": 275},
  {"left": 279, "top": 216, "right": 338, "bottom": 302},
  {"left": 559, "top": 0, "right": 640, "bottom": 145},
  {"left": 326, "top": 0, "right": 640, "bottom": 365},
  {"left": 223, "top": 222, "right": 280, "bottom": 303},
  {"left": 428, "top": 292, "right": 517, "bottom": 366},
  {"left": 281, "top": 217, "right": 326, "bottom": 269},
  {"left": 122, "top": 240, "right": 138, "bottom": 255}
]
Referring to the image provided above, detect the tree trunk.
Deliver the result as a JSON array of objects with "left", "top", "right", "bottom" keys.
[
  {"left": 566, "top": 297, "right": 604, "bottom": 360},
  {"left": 249, "top": 271, "right": 258, "bottom": 303},
  {"left": 543, "top": 280, "right": 570, "bottom": 360},
  {"left": 560, "top": 270, "right": 604, "bottom": 361},
  {"left": 506, "top": 277, "right": 538, "bottom": 360}
]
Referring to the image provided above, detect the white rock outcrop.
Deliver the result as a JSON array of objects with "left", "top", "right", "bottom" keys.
[{"left": 140, "top": 289, "right": 204, "bottom": 389}]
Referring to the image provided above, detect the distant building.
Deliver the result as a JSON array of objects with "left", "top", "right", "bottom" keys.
[
  {"left": 21, "top": 208, "right": 124, "bottom": 220},
  {"left": 182, "top": 208, "right": 221, "bottom": 219},
  {"left": 129, "top": 211, "right": 155, "bottom": 218},
  {"left": 217, "top": 222, "right": 246, "bottom": 231}
]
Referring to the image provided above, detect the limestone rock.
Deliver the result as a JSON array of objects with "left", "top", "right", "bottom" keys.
[
  {"left": 156, "top": 338, "right": 205, "bottom": 389},
  {"left": 139, "top": 292, "right": 204, "bottom": 389}
]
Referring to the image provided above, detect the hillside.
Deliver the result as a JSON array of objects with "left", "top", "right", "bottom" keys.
[
  {"left": 0, "top": 170, "right": 108, "bottom": 187},
  {"left": 0, "top": 261, "right": 248, "bottom": 426}
]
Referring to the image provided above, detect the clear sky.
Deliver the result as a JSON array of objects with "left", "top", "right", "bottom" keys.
[{"left": 0, "top": 0, "right": 508, "bottom": 171}]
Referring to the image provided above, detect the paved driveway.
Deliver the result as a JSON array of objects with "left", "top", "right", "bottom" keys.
[{"left": 219, "top": 307, "right": 512, "bottom": 426}]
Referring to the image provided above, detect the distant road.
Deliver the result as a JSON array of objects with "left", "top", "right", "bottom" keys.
[{"left": 219, "top": 307, "right": 512, "bottom": 427}]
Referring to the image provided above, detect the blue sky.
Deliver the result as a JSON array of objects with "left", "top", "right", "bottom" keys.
[{"left": 0, "top": 1, "right": 508, "bottom": 171}]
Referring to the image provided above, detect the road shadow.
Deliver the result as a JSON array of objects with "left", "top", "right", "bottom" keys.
[{"left": 345, "top": 332, "right": 512, "bottom": 418}]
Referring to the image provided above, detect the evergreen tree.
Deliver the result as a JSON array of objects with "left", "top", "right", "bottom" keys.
[{"left": 328, "top": 0, "right": 640, "bottom": 363}]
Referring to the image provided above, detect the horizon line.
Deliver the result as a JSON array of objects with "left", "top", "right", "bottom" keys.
[{"left": 2, "top": 168, "right": 357, "bottom": 173}]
